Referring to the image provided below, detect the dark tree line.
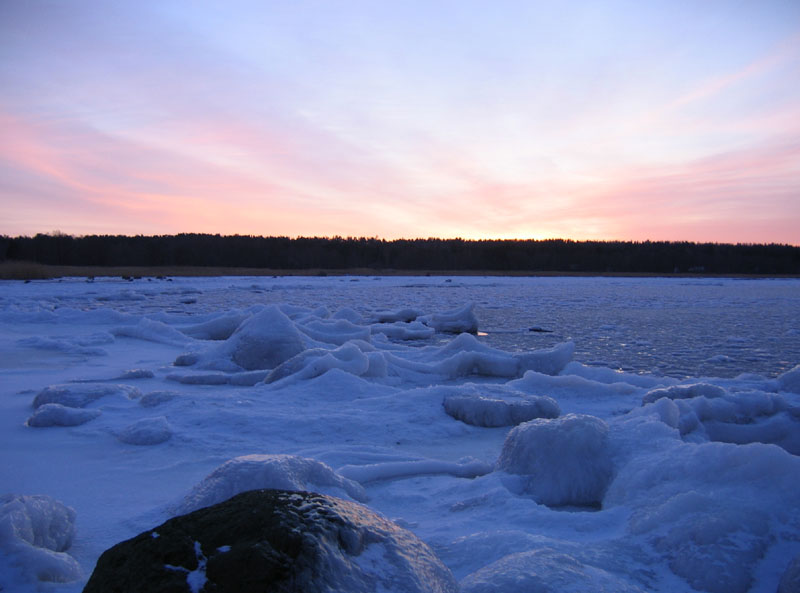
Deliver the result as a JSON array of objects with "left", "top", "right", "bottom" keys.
[{"left": 1, "top": 233, "right": 798, "bottom": 275}]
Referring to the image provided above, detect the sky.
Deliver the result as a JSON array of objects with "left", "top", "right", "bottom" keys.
[{"left": 1, "top": 0, "right": 799, "bottom": 244}]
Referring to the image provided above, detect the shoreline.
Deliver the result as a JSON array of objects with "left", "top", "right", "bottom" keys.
[{"left": 2, "top": 261, "right": 798, "bottom": 281}]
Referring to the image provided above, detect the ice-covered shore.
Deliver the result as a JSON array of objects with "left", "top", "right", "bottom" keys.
[{"left": 1, "top": 276, "right": 799, "bottom": 592}]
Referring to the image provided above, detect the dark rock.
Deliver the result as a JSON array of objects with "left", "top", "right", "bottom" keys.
[{"left": 83, "top": 489, "right": 457, "bottom": 593}]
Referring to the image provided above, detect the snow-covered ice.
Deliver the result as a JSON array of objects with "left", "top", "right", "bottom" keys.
[{"left": 1, "top": 275, "right": 799, "bottom": 593}]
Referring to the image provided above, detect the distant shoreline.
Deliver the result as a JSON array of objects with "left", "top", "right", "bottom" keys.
[{"left": 2, "top": 262, "right": 798, "bottom": 281}]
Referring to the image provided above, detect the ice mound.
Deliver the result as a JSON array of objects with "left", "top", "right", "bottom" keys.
[
  {"left": 443, "top": 394, "right": 559, "bottom": 427},
  {"left": 176, "top": 306, "right": 306, "bottom": 371},
  {"left": 32, "top": 383, "right": 141, "bottom": 408},
  {"left": 26, "top": 403, "right": 101, "bottom": 427},
  {"left": 642, "top": 382, "right": 726, "bottom": 404},
  {"left": 496, "top": 414, "right": 613, "bottom": 506},
  {"left": 418, "top": 303, "right": 479, "bottom": 333},
  {"left": 778, "top": 364, "right": 800, "bottom": 393},
  {"left": 460, "top": 548, "right": 645, "bottom": 593},
  {"left": 605, "top": 439, "right": 800, "bottom": 593},
  {"left": 117, "top": 416, "right": 172, "bottom": 445},
  {"left": 176, "top": 454, "right": 368, "bottom": 514},
  {"left": 0, "top": 494, "right": 81, "bottom": 583}
]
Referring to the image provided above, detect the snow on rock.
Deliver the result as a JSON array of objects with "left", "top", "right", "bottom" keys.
[
  {"left": 418, "top": 303, "right": 479, "bottom": 333},
  {"left": 0, "top": 494, "right": 81, "bottom": 583},
  {"left": 642, "top": 382, "right": 726, "bottom": 405},
  {"left": 117, "top": 416, "right": 172, "bottom": 445},
  {"left": 176, "top": 454, "right": 368, "bottom": 514},
  {"left": 85, "top": 489, "right": 458, "bottom": 593},
  {"left": 26, "top": 403, "right": 101, "bottom": 427},
  {"left": 176, "top": 305, "right": 306, "bottom": 371},
  {"left": 32, "top": 383, "right": 141, "bottom": 409},
  {"left": 443, "top": 393, "right": 559, "bottom": 427},
  {"left": 496, "top": 414, "right": 613, "bottom": 507},
  {"left": 460, "top": 548, "right": 646, "bottom": 593},
  {"left": 778, "top": 364, "right": 800, "bottom": 393}
]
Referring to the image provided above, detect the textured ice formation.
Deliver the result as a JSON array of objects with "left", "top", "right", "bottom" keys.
[
  {"left": 0, "top": 494, "right": 81, "bottom": 583},
  {"left": 496, "top": 414, "right": 613, "bottom": 506},
  {"left": 443, "top": 394, "right": 560, "bottom": 427}
]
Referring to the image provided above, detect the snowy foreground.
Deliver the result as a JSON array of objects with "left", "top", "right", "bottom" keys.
[{"left": 1, "top": 276, "right": 799, "bottom": 592}]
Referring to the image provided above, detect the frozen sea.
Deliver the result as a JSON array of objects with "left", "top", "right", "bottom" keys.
[{"left": 1, "top": 275, "right": 799, "bottom": 592}]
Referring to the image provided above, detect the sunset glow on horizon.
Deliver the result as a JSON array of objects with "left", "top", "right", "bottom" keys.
[{"left": 1, "top": 1, "right": 799, "bottom": 244}]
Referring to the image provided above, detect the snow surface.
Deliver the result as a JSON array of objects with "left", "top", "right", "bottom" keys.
[{"left": 1, "top": 275, "right": 799, "bottom": 593}]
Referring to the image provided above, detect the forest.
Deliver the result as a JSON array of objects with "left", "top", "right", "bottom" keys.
[{"left": 1, "top": 233, "right": 799, "bottom": 275}]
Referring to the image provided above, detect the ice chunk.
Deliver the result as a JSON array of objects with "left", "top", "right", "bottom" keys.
[
  {"left": 32, "top": 383, "right": 141, "bottom": 409},
  {"left": 642, "top": 382, "right": 726, "bottom": 404},
  {"left": 176, "top": 454, "right": 367, "bottom": 514},
  {"left": 0, "top": 494, "right": 81, "bottom": 583},
  {"left": 26, "top": 403, "right": 101, "bottom": 427},
  {"left": 117, "top": 416, "right": 172, "bottom": 445},
  {"left": 185, "top": 306, "right": 306, "bottom": 371},
  {"left": 496, "top": 414, "right": 612, "bottom": 506},
  {"left": 443, "top": 394, "right": 559, "bottom": 427},
  {"left": 0, "top": 494, "right": 75, "bottom": 552},
  {"left": 460, "top": 548, "right": 646, "bottom": 593},
  {"left": 418, "top": 303, "right": 478, "bottom": 333},
  {"left": 338, "top": 457, "right": 492, "bottom": 483}
]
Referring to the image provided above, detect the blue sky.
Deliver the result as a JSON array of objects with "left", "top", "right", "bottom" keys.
[{"left": 1, "top": 0, "right": 799, "bottom": 243}]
